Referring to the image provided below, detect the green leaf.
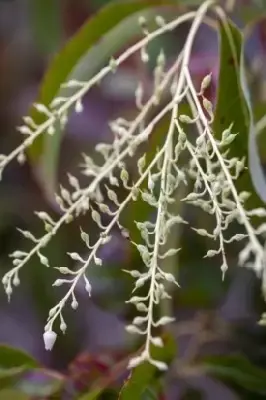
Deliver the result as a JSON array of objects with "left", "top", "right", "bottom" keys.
[
  {"left": 28, "top": 0, "right": 62, "bottom": 54},
  {"left": 213, "top": 16, "right": 262, "bottom": 206},
  {"left": 202, "top": 354, "right": 266, "bottom": 394},
  {"left": 239, "top": 5, "right": 266, "bottom": 26},
  {"left": 0, "top": 367, "right": 28, "bottom": 388},
  {"left": 0, "top": 345, "right": 38, "bottom": 369},
  {"left": 141, "top": 386, "right": 160, "bottom": 400},
  {"left": 253, "top": 102, "right": 266, "bottom": 163},
  {"left": 0, "top": 345, "right": 38, "bottom": 388},
  {"left": 79, "top": 388, "right": 118, "bottom": 400},
  {"left": 27, "top": 0, "right": 174, "bottom": 197},
  {"left": 78, "top": 334, "right": 175, "bottom": 399},
  {"left": 15, "top": 369, "right": 64, "bottom": 397},
  {"left": 0, "top": 389, "right": 30, "bottom": 400},
  {"left": 122, "top": 114, "right": 170, "bottom": 241},
  {"left": 119, "top": 333, "right": 176, "bottom": 400}
]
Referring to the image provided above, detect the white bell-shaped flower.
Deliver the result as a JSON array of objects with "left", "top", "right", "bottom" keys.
[{"left": 43, "top": 330, "right": 57, "bottom": 351}]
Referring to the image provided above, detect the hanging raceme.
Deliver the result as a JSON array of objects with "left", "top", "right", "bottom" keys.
[{"left": 1, "top": 0, "right": 266, "bottom": 369}]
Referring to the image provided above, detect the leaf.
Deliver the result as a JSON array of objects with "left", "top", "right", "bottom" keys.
[
  {"left": 0, "top": 345, "right": 38, "bottom": 369},
  {"left": 79, "top": 389, "right": 118, "bottom": 400},
  {"left": 213, "top": 18, "right": 249, "bottom": 163},
  {"left": 0, "top": 367, "right": 28, "bottom": 388},
  {"left": 78, "top": 334, "right": 175, "bottom": 399},
  {"left": 28, "top": 0, "right": 62, "bottom": 54},
  {"left": 253, "top": 103, "right": 266, "bottom": 163},
  {"left": 119, "top": 333, "right": 176, "bottom": 400},
  {"left": 243, "top": 52, "right": 266, "bottom": 204},
  {"left": 0, "top": 345, "right": 38, "bottom": 388},
  {"left": 239, "top": 5, "right": 266, "bottom": 26},
  {"left": 213, "top": 16, "right": 263, "bottom": 206},
  {"left": 27, "top": 0, "right": 174, "bottom": 197},
  {"left": 202, "top": 354, "right": 266, "bottom": 394},
  {"left": 122, "top": 114, "right": 171, "bottom": 241},
  {"left": 141, "top": 386, "right": 160, "bottom": 400}
]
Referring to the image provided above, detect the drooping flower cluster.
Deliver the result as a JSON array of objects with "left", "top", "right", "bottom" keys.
[{"left": 1, "top": 0, "right": 266, "bottom": 369}]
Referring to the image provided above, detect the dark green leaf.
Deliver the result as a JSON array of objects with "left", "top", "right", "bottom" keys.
[
  {"left": 122, "top": 115, "right": 171, "bottom": 241},
  {"left": 213, "top": 16, "right": 262, "bottom": 206},
  {"left": 0, "top": 345, "right": 38, "bottom": 388},
  {"left": 0, "top": 390, "right": 29, "bottom": 400},
  {"left": 213, "top": 18, "right": 249, "bottom": 161},
  {"left": 202, "top": 354, "right": 266, "bottom": 394},
  {"left": 0, "top": 345, "right": 38, "bottom": 369},
  {"left": 141, "top": 386, "right": 160, "bottom": 400},
  {"left": 239, "top": 6, "right": 266, "bottom": 26},
  {"left": 28, "top": 0, "right": 62, "bottom": 54},
  {"left": 78, "top": 334, "right": 175, "bottom": 399},
  {"left": 119, "top": 333, "right": 176, "bottom": 400},
  {"left": 253, "top": 103, "right": 266, "bottom": 163},
  {"left": 0, "top": 367, "right": 28, "bottom": 388},
  {"left": 27, "top": 0, "right": 174, "bottom": 196},
  {"left": 79, "top": 388, "right": 118, "bottom": 400}
]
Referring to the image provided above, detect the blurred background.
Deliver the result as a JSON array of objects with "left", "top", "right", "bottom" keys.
[{"left": 1, "top": 0, "right": 266, "bottom": 399}]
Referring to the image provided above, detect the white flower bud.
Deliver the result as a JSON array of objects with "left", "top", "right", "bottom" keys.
[
  {"left": 94, "top": 257, "right": 102, "bottom": 266},
  {"left": 13, "top": 275, "right": 20, "bottom": 287},
  {"left": 5, "top": 285, "right": 12, "bottom": 301},
  {"left": 57, "top": 267, "right": 72, "bottom": 274},
  {"left": 10, "top": 251, "right": 26, "bottom": 258},
  {"left": 17, "top": 152, "right": 26, "bottom": 165},
  {"left": 200, "top": 73, "right": 212, "bottom": 93},
  {"left": 179, "top": 115, "right": 195, "bottom": 124},
  {"left": 17, "top": 126, "right": 32, "bottom": 135},
  {"left": 67, "top": 252, "right": 84, "bottom": 263},
  {"left": 141, "top": 47, "right": 149, "bottom": 63},
  {"left": 128, "top": 356, "right": 144, "bottom": 369},
  {"left": 71, "top": 299, "right": 78, "bottom": 310},
  {"left": 53, "top": 279, "right": 64, "bottom": 287},
  {"left": 203, "top": 98, "right": 213, "bottom": 116},
  {"left": 150, "top": 336, "right": 163, "bottom": 347},
  {"left": 60, "top": 322, "right": 67, "bottom": 334},
  {"left": 2, "top": 274, "right": 9, "bottom": 285},
  {"left": 136, "top": 302, "right": 148, "bottom": 312},
  {"left": 34, "top": 103, "right": 51, "bottom": 116},
  {"left": 155, "top": 15, "right": 165, "bottom": 27},
  {"left": 48, "top": 125, "right": 55, "bottom": 135},
  {"left": 205, "top": 249, "right": 219, "bottom": 258},
  {"left": 85, "top": 280, "right": 92, "bottom": 296},
  {"left": 39, "top": 253, "right": 50, "bottom": 267},
  {"left": 43, "top": 330, "right": 57, "bottom": 351},
  {"left": 154, "top": 316, "right": 175, "bottom": 326},
  {"left": 75, "top": 100, "right": 83, "bottom": 113},
  {"left": 150, "top": 359, "right": 168, "bottom": 371},
  {"left": 109, "top": 57, "right": 117, "bottom": 73}
]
